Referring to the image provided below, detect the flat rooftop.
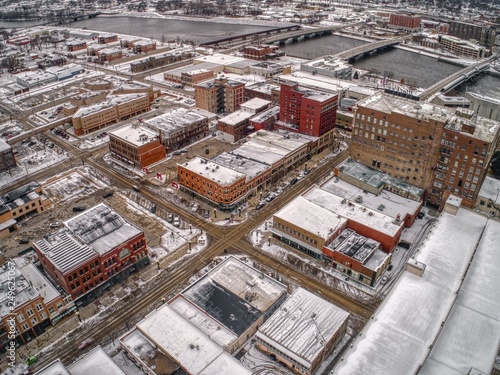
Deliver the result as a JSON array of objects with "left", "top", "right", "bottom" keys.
[
  {"left": 68, "top": 346, "right": 125, "bottom": 375},
  {"left": 240, "top": 97, "right": 271, "bottom": 110},
  {"left": 180, "top": 157, "right": 245, "bottom": 187},
  {"left": 274, "top": 196, "right": 347, "bottom": 242},
  {"left": 145, "top": 108, "right": 207, "bottom": 135},
  {"left": 218, "top": 110, "right": 254, "bottom": 126},
  {"left": 73, "top": 93, "right": 148, "bottom": 119},
  {"left": 326, "top": 228, "right": 381, "bottom": 264},
  {"left": 0, "top": 260, "right": 37, "bottom": 320},
  {"left": 256, "top": 287, "right": 349, "bottom": 370},
  {"left": 212, "top": 152, "right": 269, "bottom": 183},
  {"left": 338, "top": 158, "right": 425, "bottom": 198},
  {"left": 247, "top": 129, "right": 310, "bottom": 152},
  {"left": 136, "top": 304, "right": 252, "bottom": 375},
  {"left": 277, "top": 71, "right": 351, "bottom": 95},
  {"left": 447, "top": 113, "right": 500, "bottom": 143},
  {"left": 321, "top": 176, "right": 421, "bottom": 219},
  {"left": 356, "top": 92, "right": 450, "bottom": 123},
  {"left": 14, "top": 257, "right": 60, "bottom": 304},
  {"left": 303, "top": 187, "right": 403, "bottom": 237},
  {"left": 33, "top": 360, "right": 70, "bottom": 375},
  {"left": 64, "top": 203, "right": 142, "bottom": 255},
  {"left": 477, "top": 175, "right": 500, "bottom": 205},
  {"left": 109, "top": 124, "right": 158, "bottom": 147},
  {"left": 169, "top": 295, "right": 237, "bottom": 349},
  {"left": 1, "top": 181, "right": 40, "bottom": 209},
  {"left": 334, "top": 207, "right": 495, "bottom": 375}
]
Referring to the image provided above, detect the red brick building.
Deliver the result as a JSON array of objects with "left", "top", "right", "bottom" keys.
[
  {"left": 389, "top": 13, "right": 421, "bottom": 32},
  {"left": 109, "top": 124, "right": 166, "bottom": 168},
  {"left": 134, "top": 40, "right": 157, "bottom": 53},
  {"left": 99, "top": 48, "right": 123, "bottom": 62},
  {"left": 34, "top": 204, "right": 149, "bottom": 301},
  {"left": 181, "top": 69, "right": 214, "bottom": 85},
  {"left": 277, "top": 82, "right": 337, "bottom": 137},
  {"left": 243, "top": 44, "right": 280, "bottom": 60},
  {"left": 178, "top": 157, "right": 247, "bottom": 210},
  {"left": 98, "top": 34, "right": 118, "bottom": 44},
  {"left": 67, "top": 40, "right": 87, "bottom": 52}
]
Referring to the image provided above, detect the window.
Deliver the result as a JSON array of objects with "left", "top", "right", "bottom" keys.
[
  {"left": 17, "top": 314, "right": 25, "bottom": 322},
  {"left": 27, "top": 308, "right": 34, "bottom": 317}
]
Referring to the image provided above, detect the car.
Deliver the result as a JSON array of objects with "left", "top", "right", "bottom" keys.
[
  {"left": 25, "top": 355, "right": 38, "bottom": 365},
  {"left": 388, "top": 264, "right": 394, "bottom": 271},
  {"left": 77, "top": 337, "right": 94, "bottom": 350},
  {"left": 132, "top": 185, "right": 141, "bottom": 192},
  {"left": 50, "top": 222, "right": 61, "bottom": 228},
  {"left": 28, "top": 141, "right": 37, "bottom": 147},
  {"left": 173, "top": 216, "right": 180, "bottom": 227},
  {"left": 19, "top": 238, "right": 30, "bottom": 244},
  {"left": 303, "top": 169, "right": 310, "bottom": 175},
  {"left": 191, "top": 203, "right": 200, "bottom": 212},
  {"left": 203, "top": 210, "right": 210, "bottom": 218},
  {"left": 103, "top": 191, "right": 113, "bottom": 198},
  {"left": 380, "top": 275, "right": 389, "bottom": 285},
  {"left": 167, "top": 213, "right": 174, "bottom": 222},
  {"left": 417, "top": 211, "right": 425, "bottom": 219},
  {"left": 265, "top": 195, "right": 275, "bottom": 203},
  {"left": 290, "top": 178, "right": 298, "bottom": 185},
  {"left": 47, "top": 142, "right": 55, "bottom": 149},
  {"left": 256, "top": 202, "right": 265, "bottom": 210},
  {"left": 73, "top": 206, "right": 86, "bottom": 212}
]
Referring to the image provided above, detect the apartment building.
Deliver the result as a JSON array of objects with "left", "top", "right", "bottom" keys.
[
  {"left": 448, "top": 20, "right": 496, "bottom": 49},
  {"left": 277, "top": 82, "right": 338, "bottom": 138},
  {"left": 71, "top": 93, "right": 150, "bottom": 136},
  {"left": 130, "top": 52, "right": 193, "bottom": 73},
  {"left": 0, "top": 181, "right": 51, "bottom": 222},
  {"left": 351, "top": 93, "right": 448, "bottom": 192},
  {"left": 109, "top": 124, "right": 166, "bottom": 168},
  {"left": 98, "top": 33, "right": 118, "bottom": 44},
  {"left": 194, "top": 78, "right": 245, "bottom": 114},
  {"left": 133, "top": 40, "right": 156, "bottom": 54},
  {"left": 429, "top": 109, "right": 500, "bottom": 208},
  {"left": 98, "top": 48, "right": 123, "bottom": 63},
  {"left": 388, "top": 13, "right": 421, "bottom": 32}
]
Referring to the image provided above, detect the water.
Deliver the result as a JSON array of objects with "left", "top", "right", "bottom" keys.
[
  {"left": 0, "top": 20, "right": 43, "bottom": 28},
  {"left": 281, "top": 34, "right": 368, "bottom": 59},
  {"left": 455, "top": 73, "right": 500, "bottom": 98},
  {"left": 71, "top": 16, "right": 274, "bottom": 44}
]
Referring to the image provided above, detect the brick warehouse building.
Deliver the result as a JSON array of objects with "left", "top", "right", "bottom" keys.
[
  {"left": 351, "top": 93, "right": 500, "bottom": 208},
  {"left": 429, "top": 108, "right": 499, "bottom": 208},
  {"left": 388, "top": 13, "right": 421, "bottom": 32},
  {"left": 351, "top": 93, "right": 448, "bottom": 194},
  {"left": 277, "top": 82, "right": 337, "bottom": 139},
  {"left": 109, "top": 124, "right": 166, "bottom": 168},
  {"left": 34, "top": 204, "right": 149, "bottom": 302}
]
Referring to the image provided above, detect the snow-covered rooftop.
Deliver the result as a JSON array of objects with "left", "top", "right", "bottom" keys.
[
  {"left": 136, "top": 304, "right": 251, "bottom": 375},
  {"left": 34, "top": 230, "right": 97, "bottom": 274},
  {"left": 109, "top": 124, "right": 159, "bottom": 147},
  {"left": 357, "top": 92, "right": 450, "bottom": 123},
  {"left": 274, "top": 196, "right": 347, "bottom": 245},
  {"left": 477, "top": 175, "right": 500, "bottom": 205},
  {"left": 303, "top": 187, "right": 403, "bottom": 237},
  {"left": 212, "top": 152, "right": 269, "bottom": 182},
  {"left": 334, "top": 207, "right": 493, "bottom": 375},
  {"left": 218, "top": 110, "right": 254, "bottom": 126},
  {"left": 256, "top": 287, "right": 349, "bottom": 370},
  {"left": 180, "top": 157, "right": 246, "bottom": 187},
  {"left": 144, "top": 108, "right": 207, "bottom": 135},
  {"left": 278, "top": 71, "right": 351, "bottom": 95},
  {"left": 68, "top": 346, "right": 125, "bottom": 375},
  {"left": 206, "top": 256, "right": 287, "bottom": 312},
  {"left": 72, "top": 94, "right": 148, "bottom": 119},
  {"left": 64, "top": 203, "right": 143, "bottom": 255},
  {"left": 0, "top": 138, "right": 12, "bottom": 152},
  {"left": 321, "top": 176, "right": 421, "bottom": 219},
  {"left": 447, "top": 112, "right": 500, "bottom": 143},
  {"left": 193, "top": 53, "right": 247, "bottom": 66},
  {"left": 169, "top": 295, "right": 237, "bottom": 348},
  {"left": 0, "top": 260, "right": 37, "bottom": 319},
  {"left": 34, "top": 359, "right": 70, "bottom": 375},
  {"left": 240, "top": 97, "right": 271, "bottom": 111},
  {"left": 13, "top": 257, "right": 60, "bottom": 304}
]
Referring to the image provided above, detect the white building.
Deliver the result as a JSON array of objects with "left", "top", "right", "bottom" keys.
[{"left": 256, "top": 287, "right": 349, "bottom": 375}]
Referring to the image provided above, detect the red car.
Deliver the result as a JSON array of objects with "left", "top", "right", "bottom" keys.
[{"left": 77, "top": 338, "right": 94, "bottom": 350}]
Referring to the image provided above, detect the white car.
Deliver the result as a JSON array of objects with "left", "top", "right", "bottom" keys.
[
  {"left": 380, "top": 275, "right": 389, "bottom": 285},
  {"left": 173, "top": 216, "right": 180, "bottom": 227},
  {"left": 50, "top": 222, "right": 61, "bottom": 228}
]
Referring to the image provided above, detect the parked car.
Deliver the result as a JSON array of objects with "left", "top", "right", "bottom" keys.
[
  {"left": 47, "top": 142, "right": 55, "bottom": 149},
  {"left": 77, "top": 338, "right": 94, "bottom": 350},
  {"left": 25, "top": 355, "right": 38, "bottom": 365},
  {"left": 28, "top": 141, "right": 37, "bottom": 147},
  {"left": 167, "top": 213, "right": 174, "bottom": 222},
  {"left": 49, "top": 222, "right": 61, "bottom": 228},
  {"left": 256, "top": 202, "right": 265, "bottom": 210},
  {"left": 103, "top": 191, "right": 113, "bottom": 198},
  {"left": 19, "top": 238, "right": 30, "bottom": 244},
  {"left": 290, "top": 178, "right": 298, "bottom": 185},
  {"left": 73, "top": 206, "right": 86, "bottom": 212},
  {"left": 417, "top": 211, "right": 425, "bottom": 219},
  {"left": 191, "top": 203, "right": 200, "bottom": 212},
  {"left": 380, "top": 275, "right": 389, "bottom": 285},
  {"left": 173, "top": 216, "right": 180, "bottom": 227}
]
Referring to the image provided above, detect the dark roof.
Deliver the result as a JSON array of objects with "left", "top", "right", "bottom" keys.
[{"left": 183, "top": 280, "right": 262, "bottom": 336}]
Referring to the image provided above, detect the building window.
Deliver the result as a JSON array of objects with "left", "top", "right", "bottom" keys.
[{"left": 26, "top": 308, "right": 34, "bottom": 317}]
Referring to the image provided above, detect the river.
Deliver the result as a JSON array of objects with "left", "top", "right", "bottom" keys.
[{"left": 70, "top": 16, "right": 274, "bottom": 45}]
